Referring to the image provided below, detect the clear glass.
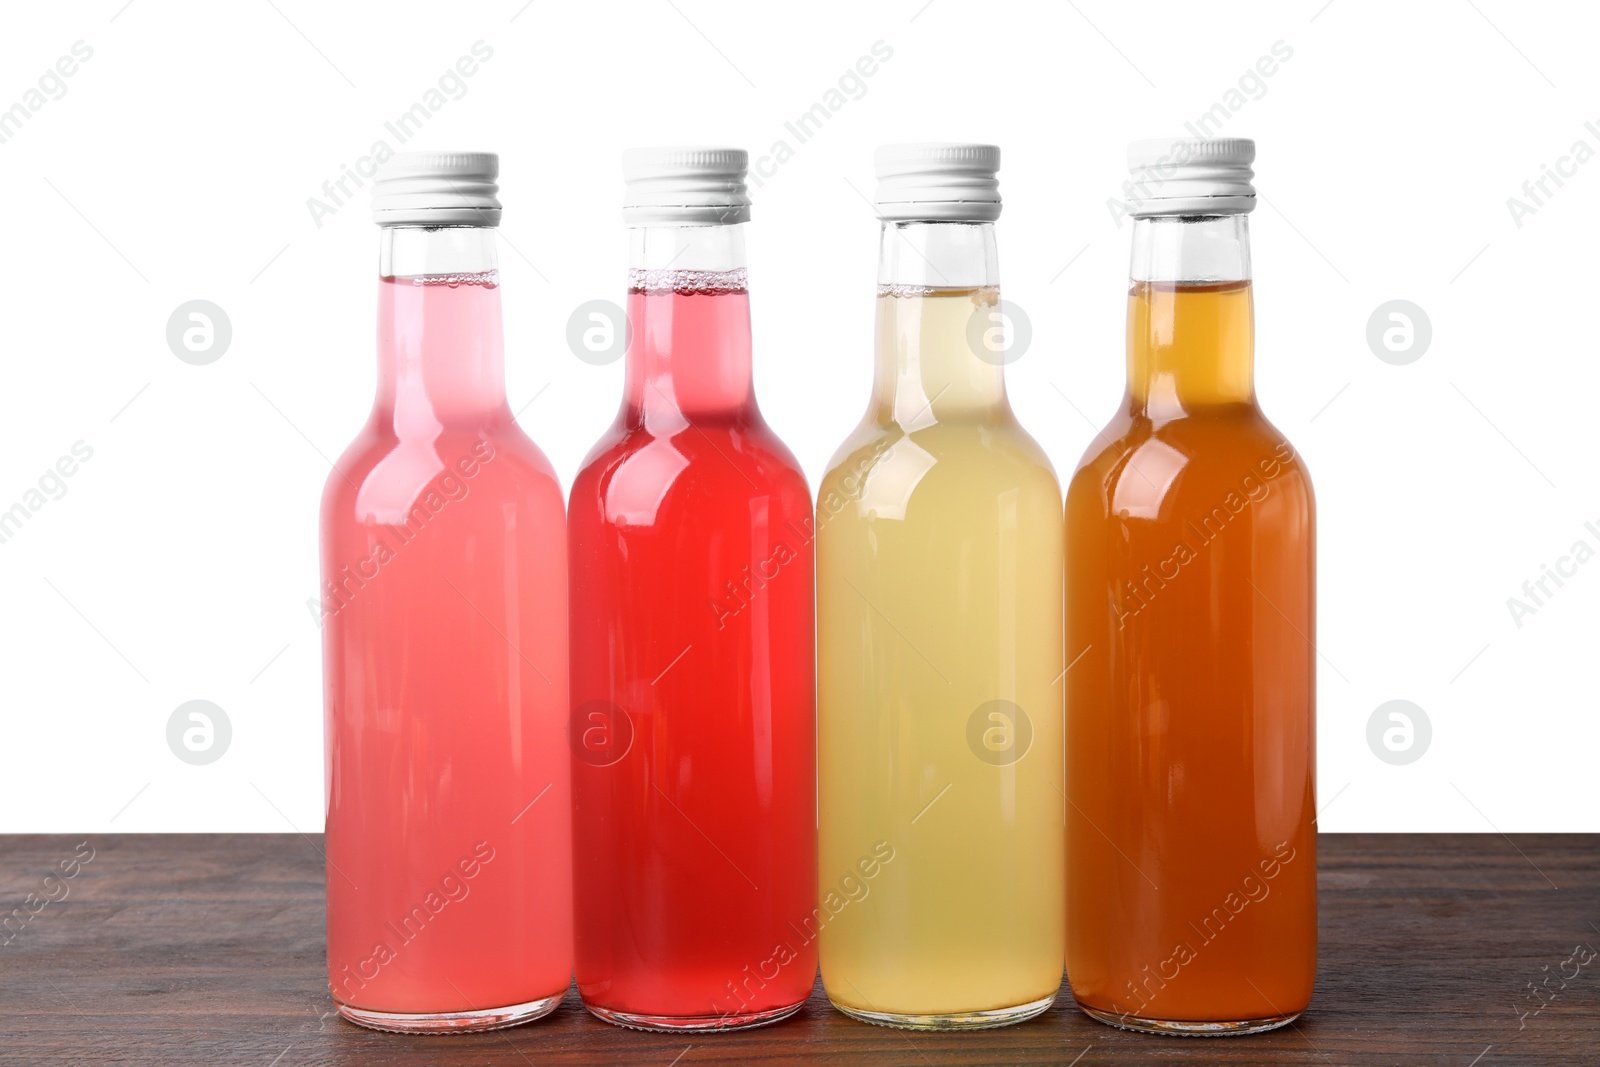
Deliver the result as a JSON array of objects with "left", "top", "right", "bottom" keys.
[
  {"left": 816, "top": 221, "right": 1065, "bottom": 1029},
  {"left": 320, "top": 224, "right": 572, "bottom": 1033},
  {"left": 1064, "top": 214, "right": 1317, "bottom": 1035},
  {"left": 568, "top": 223, "right": 817, "bottom": 1031}
]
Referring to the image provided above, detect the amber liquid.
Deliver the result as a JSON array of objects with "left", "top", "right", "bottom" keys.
[{"left": 1064, "top": 280, "right": 1316, "bottom": 1029}]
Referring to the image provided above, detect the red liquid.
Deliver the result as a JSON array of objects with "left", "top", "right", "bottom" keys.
[
  {"left": 322, "top": 275, "right": 572, "bottom": 1019},
  {"left": 568, "top": 279, "right": 817, "bottom": 1025}
]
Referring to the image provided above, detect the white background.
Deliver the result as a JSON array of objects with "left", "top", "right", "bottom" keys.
[{"left": 2, "top": 0, "right": 1593, "bottom": 833}]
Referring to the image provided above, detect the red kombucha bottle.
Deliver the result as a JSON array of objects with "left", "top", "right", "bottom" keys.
[{"left": 568, "top": 148, "right": 817, "bottom": 1031}]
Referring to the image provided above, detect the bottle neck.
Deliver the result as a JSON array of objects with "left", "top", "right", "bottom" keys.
[
  {"left": 623, "top": 224, "right": 753, "bottom": 426},
  {"left": 375, "top": 226, "right": 507, "bottom": 433},
  {"left": 873, "top": 222, "right": 1007, "bottom": 425},
  {"left": 1126, "top": 215, "right": 1255, "bottom": 419}
]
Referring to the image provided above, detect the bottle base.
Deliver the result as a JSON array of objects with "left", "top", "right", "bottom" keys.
[
  {"left": 1077, "top": 1001, "right": 1302, "bottom": 1036},
  {"left": 830, "top": 992, "right": 1056, "bottom": 1031},
  {"left": 335, "top": 990, "right": 565, "bottom": 1034},
  {"left": 584, "top": 998, "right": 805, "bottom": 1033}
]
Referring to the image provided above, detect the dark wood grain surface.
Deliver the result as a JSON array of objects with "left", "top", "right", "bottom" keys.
[{"left": 1, "top": 834, "right": 1595, "bottom": 1065}]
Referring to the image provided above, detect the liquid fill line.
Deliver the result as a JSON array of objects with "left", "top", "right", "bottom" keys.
[
  {"left": 650, "top": 782, "right": 760, "bottom": 891},
  {"left": 841, "top": 575, "right": 950, "bottom": 684},
  {"left": 443, "top": 576, "right": 552, "bottom": 685}
]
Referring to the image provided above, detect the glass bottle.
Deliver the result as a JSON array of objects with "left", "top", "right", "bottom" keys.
[
  {"left": 1065, "top": 139, "right": 1317, "bottom": 1035},
  {"left": 816, "top": 144, "right": 1065, "bottom": 1029},
  {"left": 568, "top": 148, "right": 817, "bottom": 1031},
  {"left": 320, "top": 153, "right": 572, "bottom": 1033}
]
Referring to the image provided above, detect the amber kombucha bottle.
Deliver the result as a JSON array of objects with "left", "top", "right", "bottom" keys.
[{"left": 1065, "top": 139, "right": 1316, "bottom": 1035}]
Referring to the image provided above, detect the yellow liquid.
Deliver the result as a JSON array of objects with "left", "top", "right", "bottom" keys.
[{"left": 816, "top": 288, "right": 1065, "bottom": 1021}]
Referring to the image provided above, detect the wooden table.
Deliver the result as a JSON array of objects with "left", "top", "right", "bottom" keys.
[{"left": 2, "top": 834, "right": 1594, "bottom": 1065}]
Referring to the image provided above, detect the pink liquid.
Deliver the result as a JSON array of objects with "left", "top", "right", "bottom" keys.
[
  {"left": 321, "top": 274, "right": 572, "bottom": 1016},
  {"left": 569, "top": 278, "right": 818, "bottom": 1024}
]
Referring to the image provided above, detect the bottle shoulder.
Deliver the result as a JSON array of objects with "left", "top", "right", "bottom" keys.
[
  {"left": 569, "top": 418, "right": 811, "bottom": 529},
  {"left": 826, "top": 417, "right": 1058, "bottom": 482},
  {"left": 1067, "top": 405, "right": 1313, "bottom": 521},
  {"left": 819, "top": 417, "right": 1063, "bottom": 522},
  {"left": 322, "top": 422, "right": 561, "bottom": 526}
]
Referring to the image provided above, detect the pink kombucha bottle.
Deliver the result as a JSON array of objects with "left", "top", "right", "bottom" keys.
[{"left": 319, "top": 153, "right": 572, "bottom": 1032}]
